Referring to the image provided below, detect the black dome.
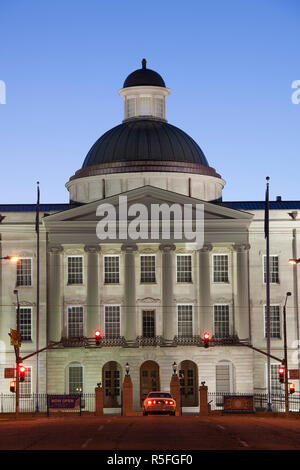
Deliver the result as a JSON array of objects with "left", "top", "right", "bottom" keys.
[
  {"left": 123, "top": 59, "right": 166, "bottom": 88},
  {"left": 82, "top": 119, "right": 209, "bottom": 167}
]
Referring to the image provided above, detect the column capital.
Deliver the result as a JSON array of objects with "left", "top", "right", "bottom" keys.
[
  {"left": 48, "top": 245, "right": 63, "bottom": 254},
  {"left": 159, "top": 243, "right": 176, "bottom": 253},
  {"left": 233, "top": 243, "right": 251, "bottom": 252},
  {"left": 84, "top": 245, "right": 101, "bottom": 253},
  {"left": 121, "top": 243, "right": 138, "bottom": 253},
  {"left": 199, "top": 243, "right": 213, "bottom": 253}
]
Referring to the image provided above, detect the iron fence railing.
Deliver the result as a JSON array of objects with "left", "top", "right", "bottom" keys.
[
  {"left": 0, "top": 393, "right": 96, "bottom": 413},
  {"left": 208, "top": 392, "right": 300, "bottom": 412}
]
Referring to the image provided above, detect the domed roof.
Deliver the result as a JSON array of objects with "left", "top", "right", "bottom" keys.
[
  {"left": 123, "top": 59, "right": 166, "bottom": 88},
  {"left": 82, "top": 119, "right": 208, "bottom": 168}
]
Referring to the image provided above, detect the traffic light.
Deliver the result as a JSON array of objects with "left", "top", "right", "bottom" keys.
[
  {"left": 94, "top": 329, "right": 102, "bottom": 346},
  {"left": 289, "top": 383, "right": 295, "bottom": 394},
  {"left": 278, "top": 366, "right": 285, "bottom": 384},
  {"left": 18, "top": 363, "right": 26, "bottom": 382},
  {"left": 203, "top": 332, "right": 210, "bottom": 349},
  {"left": 10, "top": 381, "right": 16, "bottom": 393}
]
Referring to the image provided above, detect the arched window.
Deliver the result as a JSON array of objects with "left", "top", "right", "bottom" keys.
[{"left": 67, "top": 362, "right": 83, "bottom": 394}]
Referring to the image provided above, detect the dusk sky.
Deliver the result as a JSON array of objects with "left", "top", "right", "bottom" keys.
[{"left": 0, "top": 0, "right": 299, "bottom": 204}]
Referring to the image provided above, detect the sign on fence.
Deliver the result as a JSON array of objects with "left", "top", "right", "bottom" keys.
[
  {"left": 47, "top": 394, "right": 81, "bottom": 412},
  {"left": 223, "top": 395, "right": 254, "bottom": 414},
  {"left": 289, "top": 370, "right": 299, "bottom": 380}
]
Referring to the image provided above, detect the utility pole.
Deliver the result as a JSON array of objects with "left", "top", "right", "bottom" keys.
[{"left": 283, "top": 292, "right": 292, "bottom": 415}]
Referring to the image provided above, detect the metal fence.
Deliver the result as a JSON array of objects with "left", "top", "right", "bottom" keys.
[
  {"left": 208, "top": 392, "right": 300, "bottom": 413},
  {"left": 0, "top": 393, "right": 96, "bottom": 414}
]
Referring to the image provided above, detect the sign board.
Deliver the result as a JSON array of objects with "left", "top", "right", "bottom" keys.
[
  {"left": 4, "top": 368, "right": 15, "bottom": 379},
  {"left": 47, "top": 394, "right": 81, "bottom": 411},
  {"left": 223, "top": 395, "right": 254, "bottom": 414},
  {"left": 289, "top": 369, "right": 299, "bottom": 380},
  {"left": 10, "top": 329, "right": 21, "bottom": 348}
]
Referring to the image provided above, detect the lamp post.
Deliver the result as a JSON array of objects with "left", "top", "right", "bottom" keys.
[
  {"left": 283, "top": 292, "right": 292, "bottom": 415},
  {"left": 125, "top": 362, "right": 130, "bottom": 376},
  {"left": 288, "top": 257, "right": 300, "bottom": 393},
  {"left": 172, "top": 361, "right": 177, "bottom": 376},
  {"left": 13, "top": 289, "right": 21, "bottom": 419}
]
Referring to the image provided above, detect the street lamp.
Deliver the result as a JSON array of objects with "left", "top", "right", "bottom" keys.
[
  {"left": 125, "top": 362, "right": 130, "bottom": 376},
  {"left": 172, "top": 361, "right": 177, "bottom": 376},
  {"left": 283, "top": 292, "right": 292, "bottom": 415},
  {"left": 288, "top": 258, "right": 300, "bottom": 265},
  {"left": 0, "top": 255, "right": 19, "bottom": 262}
]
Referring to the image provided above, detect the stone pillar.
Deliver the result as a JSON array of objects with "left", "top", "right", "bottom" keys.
[
  {"left": 48, "top": 245, "right": 63, "bottom": 342},
  {"left": 85, "top": 245, "right": 100, "bottom": 337},
  {"left": 170, "top": 374, "right": 181, "bottom": 416},
  {"left": 159, "top": 244, "right": 176, "bottom": 343},
  {"left": 199, "top": 244, "right": 212, "bottom": 335},
  {"left": 199, "top": 385, "right": 209, "bottom": 416},
  {"left": 122, "top": 375, "right": 133, "bottom": 416},
  {"left": 233, "top": 244, "right": 250, "bottom": 341},
  {"left": 95, "top": 386, "right": 104, "bottom": 416},
  {"left": 121, "top": 244, "right": 138, "bottom": 343}
]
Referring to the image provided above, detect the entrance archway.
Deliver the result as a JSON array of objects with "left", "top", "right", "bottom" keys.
[
  {"left": 179, "top": 360, "right": 199, "bottom": 407},
  {"left": 102, "top": 361, "right": 121, "bottom": 408},
  {"left": 140, "top": 360, "right": 160, "bottom": 405}
]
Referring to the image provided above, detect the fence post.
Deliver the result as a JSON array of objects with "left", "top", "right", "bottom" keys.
[
  {"left": 122, "top": 375, "right": 133, "bottom": 416},
  {"left": 199, "top": 385, "right": 209, "bottom": 416},
  {"left": 95, "top": 387, "right": 104, "bottom": 416},
  {"left": 170, "top": 374, "right": 181, "bottom": 415}
]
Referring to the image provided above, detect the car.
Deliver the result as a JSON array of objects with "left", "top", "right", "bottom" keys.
[{"left": 143, "top": 391, "right": 176, "bottom": 416}]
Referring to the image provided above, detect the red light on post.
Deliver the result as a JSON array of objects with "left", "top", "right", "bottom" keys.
[
  {"left": 94, "top": 329, "right": 102, "bottom": 346},
  {"left": 289, "top": 383, "right": 295, "bottom": 394},
  {"left": 203, "top": 332, "right": 210, "bottom": 348},
  {"left": 278, "top": 366, "right": 285, "bottom": 383},
  {"left": 18, "top": 363, "right": 26, "bottom": 382}
]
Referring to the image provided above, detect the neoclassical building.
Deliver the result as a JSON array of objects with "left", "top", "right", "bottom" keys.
[{"left": 0, "top": 60, "right": 299, "bottom": 412}]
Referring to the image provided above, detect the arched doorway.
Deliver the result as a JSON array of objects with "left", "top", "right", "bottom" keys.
[
  {"left": 140, "top": 360, "right": 160, "bottom": 405},
  {"left": 102, "top": 361, "right": 121, "bottom": 408},
  {"left": 179, "top": 360, "right": 198, "bottom": 407}
]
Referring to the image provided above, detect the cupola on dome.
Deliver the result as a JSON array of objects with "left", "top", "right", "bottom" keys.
[{"left": 123, "top": 59, "right": 166, "bottom": 88}]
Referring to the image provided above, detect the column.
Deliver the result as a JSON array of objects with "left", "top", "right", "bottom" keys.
[
  {"left": 159, "top": 244, "right": 176, "bottom": 343},
  {"left": 233, "top": 244, "right": 250, "bottom": 341},
  {"left": 198, "top": 244, "right": 212, "bottom": 335},
  {"left": 47, "top": 245, "right": 63, "bottom": 342},
  {"left": 121, "top": 244, "right": 137, "bottom": 343},
  {"left": 84, "top": 245, "right": 100, "bottom": 337}
]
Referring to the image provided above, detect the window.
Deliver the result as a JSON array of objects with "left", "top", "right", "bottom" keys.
[
  {"left": 140, "top": 255, "right": 156, "bottom": 283},
  {"left": 17, "top": 307, "right": 32, "bottom": 341},
  {"left": 67, "top": 256, "right": 83, "bottom": 284},
  {"left": 68, "top": 364, "right": 83, "bottom": 393},
  {"left": 19, "top": 366, "right": 31, "bottom": 397},
  {"left": 105, "top": 305, "right": 121, "bottom": 338},
  {"left": 126, "top": 97, "right": 136, "bottom": 118},
  {"left": 177, "top": 304, "right": 193, "bottom": 337},
  {"left": 154, "top": 98, "right": 164, "bottom": 118},
  {"left": 142, "top": 310, "right": 155, "bottom": 337},
  {"left": 214, "top": 305, "right": 230, "bottom": 338},
  {"left": 264, "top": 255, "right": 279, "bottom": 283},
  {"left": 140, "top": 96, "right": 152, "bottom": 115},
  {"left": 176, "top": 255, "right": 192, "bottom": 283},
  {"left": 16, "top": 258, "right": 32, "bottom": 286},
  {"left": 68, "top": 306, "right": 84, "bottom": 338},
  {"left": 216, "top": 361, "right": 232, "bottom": 394},
  {"left": 264, "top": 305, "right": 281, "bottom": 339},
  {"left": 270, "top": 364, "right": 283, "bottom": 394},
  {"left": 213, "top": 255, "right": 229, "bottom": 282},
  {"left": 104, "top": 256, "right": 120, "bottom": 284}
]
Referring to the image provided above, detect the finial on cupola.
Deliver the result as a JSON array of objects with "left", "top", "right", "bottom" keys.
[{"left": 142, "top": 58, "right": 147, "bottom": 69}]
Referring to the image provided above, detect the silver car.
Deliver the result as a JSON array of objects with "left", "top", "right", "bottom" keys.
[{"left": 143, "top": 392, "right": 176, "bottom": 416}]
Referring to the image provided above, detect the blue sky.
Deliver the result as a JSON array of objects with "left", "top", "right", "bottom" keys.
[{"left": 0, "top": 0, "right": 299, "bottom": 203}]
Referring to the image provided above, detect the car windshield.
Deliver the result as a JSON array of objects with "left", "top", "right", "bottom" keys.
[{"left": 147, "top": 392, "right": 172, "bottom": 398}]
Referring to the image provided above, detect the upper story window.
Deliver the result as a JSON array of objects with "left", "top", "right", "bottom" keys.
[
  {"left": 16, "top": 258, "right": 32, "bottom": 287},
  {"left": 67, "top": 256, "right": 83, "bottom": 285},
  {"left": 142, "top": 310, "right": 155, "bottom": 338},
  {"left": 263, "top": 255, "right": 279, "bottom": 284},
  {"left": 140, "top": 96, "right": 152, "bottom": 115},
  {"left": 213, "top": 254, "right": 229, "bottom": 283},
  {"left": 264, "top": 305, "right": 281, "bottom": 339},
  {"left": 17, "top": 307, "right": 32, "bottom": 341},
  {"left": 104, "top": 256, "right": 120, "bottom": 284},
  {"left": 154, "top": 97, "right": 164, "bottom": 118},
  {"left": 140, "top": 255, "right": 156, "bottom": 283},
  {"left": 67, "top": 306, "right": 84, "bottom": 338},
  {"left": 214, "top": 304, "right": 230, "bottom": 338},
  {"left": 176, "top": 255, "right": 192, "bottom": 283},
  {"left": 105, "top": 305, "right": 121, "bottom": 338},
  {"left": 126, "top": 97, "right": 136, "bottom": 118},
  {"left": 177, "top": 304, "right": 193, "bottom": 337}
]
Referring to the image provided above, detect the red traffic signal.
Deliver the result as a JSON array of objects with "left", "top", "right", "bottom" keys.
[
  {"left": 278, "top": 366, "right": 285, "bottom": 383},
  {"left": 18, "top": 363, "right": 26, "bottom": 382},
  {"left": 10, "top": 381, "right": 16, "bottom": 393},
  {"left": 289, "top": 383, "right": 295, "bottom": 394},
  {"left": 94, "top": 329, "right": 102, "bottom": 346},
  {"left": 203, "top": 332, "right": 210, "bottom": 349}
]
